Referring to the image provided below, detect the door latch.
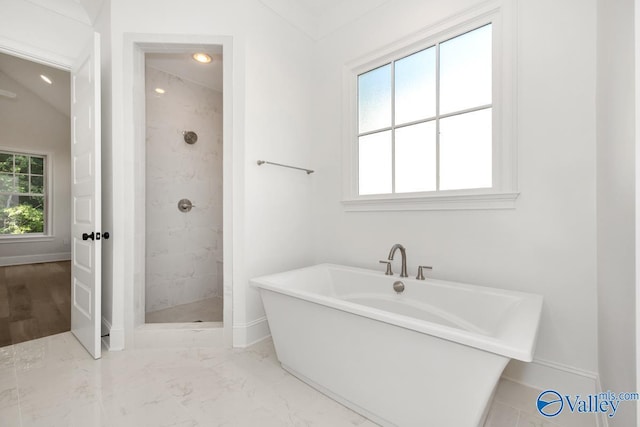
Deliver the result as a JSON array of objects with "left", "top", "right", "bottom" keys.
[{"left": 82, "top": 232, "right": 110, "bottom": 241}]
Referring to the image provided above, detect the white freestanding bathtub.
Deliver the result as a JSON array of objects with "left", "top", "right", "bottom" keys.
[{"left": 251, "top": 264, "right": 543, "bottom": 427}]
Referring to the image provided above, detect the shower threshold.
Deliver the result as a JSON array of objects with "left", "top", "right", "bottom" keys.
[{"left": 145, "top": 296, "right": 223, "bottom": 323}]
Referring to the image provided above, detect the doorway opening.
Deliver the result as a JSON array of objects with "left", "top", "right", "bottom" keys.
[
  {"left": 143, "top": 51, "right": 224, "bottom": 324},
  {"left": 0, "top": 51, "right": 72, "bottom": 346}
]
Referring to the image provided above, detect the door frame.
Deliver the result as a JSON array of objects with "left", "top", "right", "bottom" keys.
[
  {"left": 0, "top": 42, "right": 101, "bottom": 354},
  {"left": 123, "top": 34, "right": 234, "bottom": 346}
]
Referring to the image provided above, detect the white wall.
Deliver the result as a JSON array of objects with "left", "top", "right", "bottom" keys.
[
  {"left": 0, "top": 0, "right": 92, "bottom": 67},
  {"left": 145, "top": 66, "right": 224, "bottom": 313},
  {"left": 108, "top": 0, "right": 315, "bottom": 346},
  {"left": 0, "top": 70, "right": 71, "bottom": 264},
  {"left": 596, "top": 0, "right": 637, "bottom": 425},
  {"left": 311, "top": 0, "right": 598, "bottom": 389},
  {"left": 0, "top": 0, "right": 92, "bottom": 268}
]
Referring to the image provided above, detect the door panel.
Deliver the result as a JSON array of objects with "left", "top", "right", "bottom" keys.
[{"left": 70, "top": 32, "right": 101, "bottom": 359}]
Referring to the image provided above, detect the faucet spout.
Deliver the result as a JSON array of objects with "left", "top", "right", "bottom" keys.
[{"left": 387, "top": 244, "right": 408, "bottom": 278}]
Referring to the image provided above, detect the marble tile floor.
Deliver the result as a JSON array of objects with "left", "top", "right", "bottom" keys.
[
  {"left": 145, "top": 297, "right": 223, "bottom": 324},
  {"left": 0, "top": 332, "right": 594, "bottom": 427}
]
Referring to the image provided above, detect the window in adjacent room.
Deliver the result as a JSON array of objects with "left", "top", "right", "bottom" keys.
[{"left": 0, "top": 151, "right": 48, "bottom": 236}]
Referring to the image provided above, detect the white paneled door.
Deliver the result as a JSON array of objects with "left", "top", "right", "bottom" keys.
[{"left": 70, "top": 33, "right": 102, "bottom": 359}]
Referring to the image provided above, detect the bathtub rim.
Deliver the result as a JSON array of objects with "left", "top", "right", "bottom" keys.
[{"left": 251, "top": 263, "right": 543, "bottom": 362}]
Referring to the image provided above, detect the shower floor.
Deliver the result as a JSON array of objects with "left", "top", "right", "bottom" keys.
[{"left": 145, "top": 297, "right": 223, "bottom": 323}]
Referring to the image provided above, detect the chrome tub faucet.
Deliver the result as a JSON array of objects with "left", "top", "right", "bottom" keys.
[{"left": 387, "top": 244, "right": 408, "bottom": 278}]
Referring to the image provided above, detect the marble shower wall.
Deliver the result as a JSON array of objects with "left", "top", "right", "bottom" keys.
[{"left": 144, "top": 65, "right": 223, "bottom": 313}]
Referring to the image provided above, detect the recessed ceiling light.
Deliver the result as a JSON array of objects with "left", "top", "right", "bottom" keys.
[
  {"left": 192, "top": 53, "right": 212, "bottom": 64},
  {"left": 155, "top": 88, "right": 166, "bottom": 94},
  {"left": 40, "top": 74, "right": 52, "bottom": 85}
]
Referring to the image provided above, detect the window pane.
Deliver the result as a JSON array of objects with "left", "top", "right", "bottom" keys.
[
  {"left": 0, "top": 153, "right": 12, "bottom": 173},
  {"left": 14, "top": 155, "right": 29, "bottom": 174},
  {"left": 359, "top": 131, "right": 392, "bottom": 195},
  {"left": 17, "top": 174, "right": 29, "bottom": 193},
  {"left": 31, "top": 176, "right": 44, "bottom": 194},
  {"left": 31, "top": 156, "right": 44, "bottom": 175},
  {"left": 440, "top": 24, "right": 492, "bottom": 114},
  {"left": 395, "top": 47, "right": 436, "bottom": 125},
  {"left": 0, "top": 196, "right": 44, "bottom": 234},
  {"left": 440, "top": 108, "right": 492, "bottom": 190},
  {"left": 358, "top": 64, "right": 391, "bottom": 133},
  {"left": 0, "top": 173, "right": 14, "bottom": 192},
  {"left": 19, "top": 195, "right": 44, "bottom": 210},
  {"left": 395, "top": 122, "right": 436, "bottom": 193}
]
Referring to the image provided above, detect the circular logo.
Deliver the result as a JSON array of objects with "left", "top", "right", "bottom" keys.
[{"left": 537, "top": 390, "right": 563, "bottom": 417}]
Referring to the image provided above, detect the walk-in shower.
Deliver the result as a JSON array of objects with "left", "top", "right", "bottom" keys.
[{"left": 144, "top": 51, "right": 223, "bottom": 323}]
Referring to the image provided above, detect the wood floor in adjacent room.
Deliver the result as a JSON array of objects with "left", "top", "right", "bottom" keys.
[{"left": 0, "top": 261, "right": 71, "bottom": 347}]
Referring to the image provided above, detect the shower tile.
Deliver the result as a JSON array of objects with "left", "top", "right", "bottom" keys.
[
  {"left": 146, "top": 232, "right": 169, "bottom": 257},
  {"left": 145, "top": 281, "right": 169, "bottom": 313},
  {"left": 170, "top": 255, "right": 195, "bottom": 280},
  {"left": 145, "top": 67, "right": 224, "bottom": 326},
  {"left": 0, "top": 384, "right": 19, "bottom": 410},
  {"left": 0, "top": 404, "right": 20, "bottom": 426},
  {"left": 193, "top": 251, "right": 217, "bottom": 277}
]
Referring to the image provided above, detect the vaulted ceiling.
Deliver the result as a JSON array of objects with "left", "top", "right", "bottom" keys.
[
  {"left": 0, "top": 51, "right": 70, "bottom": 117},
  {"left": 259, "top": 0, "right": 391, "bottom": 40},
  {"left": 0, "top": 0, "right": 387, "bottom": 111}
]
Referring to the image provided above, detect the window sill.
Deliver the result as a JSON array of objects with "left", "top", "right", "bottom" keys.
[
  {"left": 342, "top": 191, "right": 519, "bottom": 212},
  {"left": 0, "top": 235, "right": 55, "bottom": 244}
]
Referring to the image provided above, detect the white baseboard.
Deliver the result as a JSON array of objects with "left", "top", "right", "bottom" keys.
[
  {"left": 0, "top": 252, "right": 71, "bottom": 267},
  {"left": 101, "top": 316, "right": 125, "bottom": 351},
  {"left": 232, "top": 316, "right": 271, "bottom": 348},
  {"left": 502, "top": 357, "right": 598, "bottom": 394}
]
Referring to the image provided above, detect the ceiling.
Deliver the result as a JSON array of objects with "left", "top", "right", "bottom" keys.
[
  {"left": 21, "top": 0, "right": 104, "bottom": 25},
  {"left": 259, "top": 0, "right": 390, "bottom": 39},
  {"left": 297, "top": 0, "right": 353, "bottom": 17},
  {"left": 145, "top": 50, "right": 223, "bottom": 93},
  {"left": 0, "top": 51, "right": 70, "bottom": 117},
  {"left": 0, "top": 0, "right": 378, "bottom": 114}
]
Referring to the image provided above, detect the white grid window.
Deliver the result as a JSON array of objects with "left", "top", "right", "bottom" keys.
[
  {"left": 343, "top": 3, "right": 518, "bottom": 211},
  {"left": 0, "top": 151, "right": 47, "bottom": 235},
  {"left": 357, "top": 24, "right": 493, "bottom": 196}
]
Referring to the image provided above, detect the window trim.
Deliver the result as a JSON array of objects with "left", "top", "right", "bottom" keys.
[
  {"left": 0, "top": 146, "right": 54, "bottom": 242},
  {"left": 341, "top": 1, "right": 518, "bottom": 211}
]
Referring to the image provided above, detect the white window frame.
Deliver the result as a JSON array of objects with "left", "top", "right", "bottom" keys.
[
  {"left": 0, "top": 147, "right": 54, "bottom": 242},
  {"left": 342, "top": 1, "right": 518, "bottom": 211}
]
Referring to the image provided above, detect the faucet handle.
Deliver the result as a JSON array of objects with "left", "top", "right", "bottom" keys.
[
  {"left": 379, "top": 260, "right": 393, "bottom": 276},
  {"left": 416, "top": 265, "right": 433, "bottom": 280}
]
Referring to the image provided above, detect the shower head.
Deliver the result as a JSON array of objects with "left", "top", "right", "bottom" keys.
[{"left": 183, "top": 130, "right": 198, "bottom": 144}]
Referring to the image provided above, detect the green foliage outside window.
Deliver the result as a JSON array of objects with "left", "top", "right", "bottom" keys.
[{"left": 0, "top": 204, "right": 44, "bottom": 234}]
